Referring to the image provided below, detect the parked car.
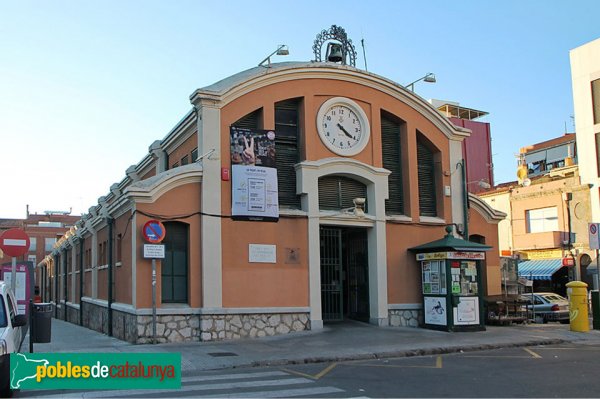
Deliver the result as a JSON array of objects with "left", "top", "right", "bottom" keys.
[
  {"left": 0, "top": 281, "right": 28, "bottom": 397},
  {"left": 518, "top": 292, "right": 570, "bottom": 324}
]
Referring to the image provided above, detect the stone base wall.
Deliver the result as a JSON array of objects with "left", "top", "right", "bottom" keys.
[
  {"left": 199, "top": 313, "right": 310, "bottom": 341},
  {"left": 51, "top": 305, "right": 311, "bottom": 344},
  {"left": 389, "top": 309, "right": 422, "bottom": 327},
  {"left": 136, "top": 315, "right": 201, "bottom": 344},
  {"left": 112, "top": 310, "right": 138, "bottom": 343},
  {"left": 81, "top": 301, "right": 109, "bottom": 335},
  {"left": 65, "top": 305, "right": 80, "bottom": 325}
]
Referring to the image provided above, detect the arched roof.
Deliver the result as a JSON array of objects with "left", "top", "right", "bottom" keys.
[{"left": 190, "top": 62, "right": 470, "bottom": 141}]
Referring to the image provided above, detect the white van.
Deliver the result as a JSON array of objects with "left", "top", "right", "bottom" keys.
[{"left": 0, "top": 281, "right": 28, "bottom": 397}]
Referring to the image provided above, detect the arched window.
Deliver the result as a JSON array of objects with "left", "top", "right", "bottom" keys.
[
  {"left": 318, "top": 175, "right": 367, "bottom": 211},
  {"left": 162, "top": 222, "right": 189, "bottom": 303},
  {"left": 381, "top": 110, "right": 405, "bottom": 215},
  {"left": 275, "top": 98, "right": 302, "bottom": 209}
]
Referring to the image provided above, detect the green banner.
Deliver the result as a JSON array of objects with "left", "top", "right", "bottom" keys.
[{"left": 10, "top": 352, "right": 181, "bottom": 390}]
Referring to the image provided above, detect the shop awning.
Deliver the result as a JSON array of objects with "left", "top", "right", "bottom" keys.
[{"left": 518, "top": 259, "right": 563, "bottom": 281}]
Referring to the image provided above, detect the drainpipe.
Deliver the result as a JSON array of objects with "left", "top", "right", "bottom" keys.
[
  {"left": 63, "top": 248, "right": 68, "bottom": 321},
  {"left": 79, "top": 237, "right": 84, "bottom": 326},
  {"left": 108, "top": 218, "right": 114, "bottom": 337},
  {"left": 53, "top": 252, "right": 59, "bottom": 319},
  {"left": 461, "top": 159, "right": 469, "bottom": 240}
]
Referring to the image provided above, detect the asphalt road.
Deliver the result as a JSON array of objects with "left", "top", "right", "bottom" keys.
[{"left": 16, "top": 343, "right": 600, "bottom": 398}]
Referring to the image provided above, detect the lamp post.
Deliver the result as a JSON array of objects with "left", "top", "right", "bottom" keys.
[
  {"left": 405, "top": 73, "right": 436, "bottom": 92},
  {"left": 258, "top": 45, "right": 289, "bottom": 67}
]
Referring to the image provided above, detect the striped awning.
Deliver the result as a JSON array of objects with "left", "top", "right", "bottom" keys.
[{"left": 518, "top": 259, "right": 564, "bottom": 281}]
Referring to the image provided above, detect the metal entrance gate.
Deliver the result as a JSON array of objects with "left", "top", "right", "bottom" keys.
[
  {"left": 320, "top": 227, "right": 343, "bottom": 321},
  {"left": 320, "top": 227, "right": 369, "bottom": 322}
]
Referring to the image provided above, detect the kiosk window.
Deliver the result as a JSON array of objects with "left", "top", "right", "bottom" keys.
[
  {"left": 451, "top": 261, "right": 478, "bottom": 295},
  {"left": 422, "top": 260, "right": 446, "bottom": 295}
]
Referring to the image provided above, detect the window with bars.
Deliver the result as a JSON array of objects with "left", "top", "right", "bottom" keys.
[
  {"left": 275, "top": 99, "right": 301, "bottom": 209},
  {"left": 417, "top": 137, "right": 437, "bottom": 217},
  {"left": 162, "top": 222, "right": 189, "bottom": 303},
  {"left": 318, "top": 175, "right": 367, "bottom": 211},
  {"left": 381, "top": 111, "right": 405, "bottom": 215}
]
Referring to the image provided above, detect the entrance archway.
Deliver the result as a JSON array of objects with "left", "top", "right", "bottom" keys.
[{"left": 320, "top": 226, "right": 369, "bottom": 322}]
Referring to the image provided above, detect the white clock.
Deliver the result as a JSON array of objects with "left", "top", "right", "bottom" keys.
[{"left": 316, "top": 97, "right": 370, "bottom": 156}]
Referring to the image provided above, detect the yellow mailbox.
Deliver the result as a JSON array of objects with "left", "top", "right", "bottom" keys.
[{"left": 566, "top": 281, "right": 589, "bottom": 332}]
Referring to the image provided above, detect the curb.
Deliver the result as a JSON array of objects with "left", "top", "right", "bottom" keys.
[{"left": 216, "top": 338, "right": 568, "bottom": 370}]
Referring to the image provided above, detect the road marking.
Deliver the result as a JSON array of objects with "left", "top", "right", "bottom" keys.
[
  {"left": 282, "top": 362, "right": 338, "bottom": 380},
  {"left": 32, "top": 377, "right": 314, "bottom": 398},
  {"left": 181, "top": 371, "right": 288, "bottom": 383},
  {"left": 345, "top": 356, "right": 442, "bottom": 369},
  {"left": 190, "top": 386, "right": 344, "bottom": 398},
  {"left": 523, "top": 348, "right": 542, "bottom": 358}
]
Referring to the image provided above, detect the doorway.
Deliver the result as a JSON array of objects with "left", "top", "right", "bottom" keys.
[{"left": 320, "top": 226, "right": 369, "bottom": 322}]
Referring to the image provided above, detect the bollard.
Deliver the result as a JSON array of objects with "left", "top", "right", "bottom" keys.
[
  {"left": 592, "top": 291, "right": 600, "bottom": 330},
  {"left": 566, "top": 281, "right": 589, "bottom": 332}
]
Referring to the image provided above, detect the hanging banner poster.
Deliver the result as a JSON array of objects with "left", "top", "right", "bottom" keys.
[{"left": 230, "top": 127, "right": 279, "bottom": 221}]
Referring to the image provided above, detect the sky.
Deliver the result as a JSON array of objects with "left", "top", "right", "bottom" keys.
[{"left": 1, "top": 0, "right": 600, "bottom": 219}]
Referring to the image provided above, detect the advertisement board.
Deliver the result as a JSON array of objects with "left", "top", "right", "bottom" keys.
[
  {"left": 230, "top": 127, "right": 279, "bottom": 221},
  {"left": 1, "top": 262, "right": 32, "bottom": 314}
]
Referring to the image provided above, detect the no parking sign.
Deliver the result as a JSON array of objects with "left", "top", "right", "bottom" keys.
[
  {"left": 589, "top": 223, "right": 600, "bottom": 249},
  {"left": 142, "top": 220, "right": 166, "bottom": 244}
]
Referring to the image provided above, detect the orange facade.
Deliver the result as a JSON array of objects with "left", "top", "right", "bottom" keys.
[{"left": 40, "top": 62, "right": 503, "bottom": 343}]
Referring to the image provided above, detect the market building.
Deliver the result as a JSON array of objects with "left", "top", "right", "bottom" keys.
[{"left": 39, "top": 27, "right": 504, "bottom": 343}]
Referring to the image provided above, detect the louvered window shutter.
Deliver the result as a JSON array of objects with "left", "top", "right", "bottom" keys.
[
  {"left": 275, "top": 99, "right": 301, "bottom": 209},
  {"left": 232, "top": 108, "right": 261, "bottom": 129},
  {"left": 318, "top": 176, "right": 367, "bottom": 211},
  {"left": 417, "top": 142, "right": 437, "bottom": 217},
  {"left": 381, "top": 113, "right": 404, "bottom": 215}
]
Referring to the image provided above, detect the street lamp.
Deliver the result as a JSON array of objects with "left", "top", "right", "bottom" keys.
[
  {"left": 405, "top": 73, "right": 436, "bottom": 92},
  {"left": 258, "top": 45, "right": 290, "bottom": 68}
]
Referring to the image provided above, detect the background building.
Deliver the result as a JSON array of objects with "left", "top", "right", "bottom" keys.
[
  {"left": 480, "top": 133, "right": 593, "bottom": 296},
  {"left": 571, "top": 38, "right": 600, "bottom": 228},
  {"left": 430, "top": 100, "right": 494, "bottom": 194}
]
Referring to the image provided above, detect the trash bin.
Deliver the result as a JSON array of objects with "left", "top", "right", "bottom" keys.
[
  {"left": 566, "top": 281, "right": 589, "bottom": 332},
  {"left": 32, "top": 303, "right": 52, "bottom": 343}
]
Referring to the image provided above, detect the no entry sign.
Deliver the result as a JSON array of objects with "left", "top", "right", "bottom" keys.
[
  {"left": 0, "top": 228, "right": 30, "bottom": 257},
  {"left": 142, "top": 220, "right": 166, "bottom": 244}
]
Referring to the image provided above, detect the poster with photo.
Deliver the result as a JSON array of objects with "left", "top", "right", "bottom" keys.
[{"left": 230, "top": 127, "right": 279, "bottom": 221}]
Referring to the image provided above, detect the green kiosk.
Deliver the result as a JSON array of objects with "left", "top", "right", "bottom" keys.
[{"left": 409, "top": 226, "right": 491, "bottom": 332}]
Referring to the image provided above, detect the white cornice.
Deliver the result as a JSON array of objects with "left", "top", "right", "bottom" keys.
[
  {"left": 469, "top": 193, "right": 506, "bottom": 224},
  {"left": 125, "top": 163, "right": 203, "bottom": 203}
]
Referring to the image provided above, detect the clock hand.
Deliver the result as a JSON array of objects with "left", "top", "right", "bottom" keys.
[{"left": 337, "top": 123, "right": 353, "bottom": 139}]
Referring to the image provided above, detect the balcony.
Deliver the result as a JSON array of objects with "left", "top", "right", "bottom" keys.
[{"left": 513, "top": 231, "right": 569, "bottom": 251}]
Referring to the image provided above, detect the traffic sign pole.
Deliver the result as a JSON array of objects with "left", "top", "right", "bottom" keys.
[
  {"left": 11, "top": 257, "right": 16, "bottom": 296},
  {"left": 141, "top": 219, "right": 166, "bottom": 344}
]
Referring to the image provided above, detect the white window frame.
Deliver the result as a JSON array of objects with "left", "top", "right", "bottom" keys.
[{"left": 526, "top": 207, "right": 558, "bottom": 233}]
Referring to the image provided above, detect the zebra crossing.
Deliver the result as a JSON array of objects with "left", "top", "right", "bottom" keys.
[{"left": 16, "top": 369, "right": 346, "bottom": 398}]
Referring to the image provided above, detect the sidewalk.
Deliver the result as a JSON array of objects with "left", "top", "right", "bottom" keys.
[{"left": 26, "top": 318, "right": 600, "bottom": 374}]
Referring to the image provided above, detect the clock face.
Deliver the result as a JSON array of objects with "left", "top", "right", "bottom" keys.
[{"left": 317, "top": 97, "right": 370, "bottom": 156}]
